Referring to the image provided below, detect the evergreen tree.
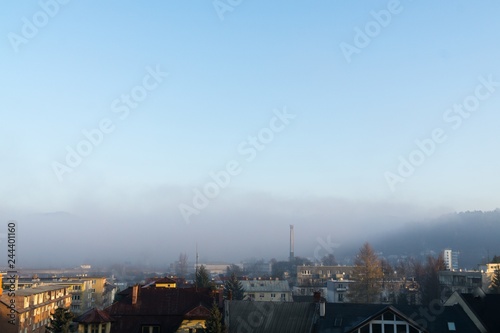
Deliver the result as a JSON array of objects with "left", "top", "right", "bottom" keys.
[
  {"left": 196, "top": 265, "right": 212, "bottom": 288},
  {"left": 490, "top": 268, "right": 500, "bottom": 294},
  {"left": 205, "top": 303, "right": 223, "bottom": 333},
  {"left": 224, "top": 273, "right": 245, "bottom": 300},
  {"left": 45, "top": 307, "right": 74, "bottom": 333},
  {"left": 348, "top": 242, "right": 383, "bottom": 303}
]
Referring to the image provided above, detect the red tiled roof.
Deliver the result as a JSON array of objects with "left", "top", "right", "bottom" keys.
[
  {"left": 75, "top": 309, "right": 114, "bottom": 323},
  {"left": 105, "top": 286, "right": 216, "bottom": 333},
  {"left": 184, "top": 305, "right": 211, "bottom": 319}
]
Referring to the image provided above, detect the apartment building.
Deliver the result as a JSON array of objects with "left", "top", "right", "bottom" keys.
[
  {"left": 0, "top": 284, "right": 71, "bottom": 333},
  {"left": 240, "top": 280, "right": 292, "bottom": 302}
]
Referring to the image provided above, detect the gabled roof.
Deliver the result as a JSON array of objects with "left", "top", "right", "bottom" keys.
[
  {"left": 226, "top": 300, "right": 316, "bottom": 333},
  {"left": 154, "top": 277, "right": 177, "bottom": 284},
  {"left": 315, "top": 303, "right": 481, "bottom": 333},
  {"left": 446, "top": 290, "right": 500, "bottom": 332},
  {"left": 347, "top": 306, "right": 428, "bottom": 333},
  {"left": 75, "top": 308, "right": 114, "bottom": 324},
  {"left": 184, "top": 304, "right": 211, "bottom": 319}
]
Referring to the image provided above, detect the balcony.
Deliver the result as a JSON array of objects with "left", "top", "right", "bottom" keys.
[{"left": 336, "top": 287, "right": 347, "bottom": 292}]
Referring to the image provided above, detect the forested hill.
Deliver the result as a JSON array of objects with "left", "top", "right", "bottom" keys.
[{"left": 370, "top": 209, "right": 500, "bottom": 269}]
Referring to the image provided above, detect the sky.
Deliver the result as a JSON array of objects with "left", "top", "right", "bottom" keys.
[{"left": 1, "top": 1, "right": 500, "bottom": 267}]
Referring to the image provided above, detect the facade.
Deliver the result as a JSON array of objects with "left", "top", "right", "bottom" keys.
[
  {"left": 240, "top": 280, "right": 292, "bottom": 302},
  {"left": 0, "top": 285, "right": 72, "bottom": 333},
  {"left": 11, "top": 276, "right": 112, "bottom": 314},
  {"left": 478, "top": 263, "right": 500, "bottom": 291},
  {"left": 297, "top": 265, "right": 355, "bottom": 286},
  {"left": 326, "top": 279, "right": 354, "bottom": 303},
  {"left": 438, "top": 270, "right": 483, "bottom": 300},
  {"left": 293, "top": 286, "right": 328, "bottom": 299},
  {"left": 194, "top": 263, "right": 232, "bottom": 275},
  {"left": 443, "top": 249, "right": 459, "bottom": 271}
]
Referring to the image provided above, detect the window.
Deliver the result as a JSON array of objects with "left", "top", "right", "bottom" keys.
[
  {"left": 338, "top": 294, "right": 344, "bottom": 302},
  {"left": 259, "top": 293, "right": 265, "bottom": 298},
  {"left": 447, "top": 322, "right": 456, "bottom": 331},
  {"left": 91, "top": 324, "right": 99, "bottom": 333},
  {"left": 270, "top": 293, "right": 276, "bottom": 298},
  {"left": 142, "top": 325, "right": 160, "bottom": 333}
]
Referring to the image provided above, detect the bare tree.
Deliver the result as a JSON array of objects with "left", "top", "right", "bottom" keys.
[{"left": 176, "top": 253, "right": 188, "bottom": 278}]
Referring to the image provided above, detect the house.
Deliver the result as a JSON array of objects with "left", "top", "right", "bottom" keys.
[
  {"left": 74, "top": 308, "right": 114, "bottom": 333},
  {"left": 318, "top": 302, "right": 482, "bottom": 333},
  {"left": 103, "top": 284, "right": 219, "bottom": 332},
  {"left": 0, "top": 284, "right": 72, "bottom": 333},
  {"left": 444, "top": 288, "right": 500, "bottom": 332},
  {"left": 240, "top": 280, "right": 292, "bottom": 302}
]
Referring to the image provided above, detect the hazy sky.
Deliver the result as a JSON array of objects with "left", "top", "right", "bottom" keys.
[{"left": 1, "top": 1, "right": 500, "bottom": 267}]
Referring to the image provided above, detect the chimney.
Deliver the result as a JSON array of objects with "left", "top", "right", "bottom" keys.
[
  {"left": 132, "top": 285, "right": 138, "bottom": 305},
  {"left": 289, "top": 225, "right": 294, "bottom": 262},
  {"left": 313, "top": 291, "right": 321, "bottom": 303},
  {"left": 320, "top": 301, "right": 325, "bottom": 317}
]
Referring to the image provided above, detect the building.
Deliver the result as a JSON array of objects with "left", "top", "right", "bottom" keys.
[
  {"left": 225, "top": 297, "right": 480, "bottom": 332},
  {"left": 438, "top": 270, "right": 483, "bottom": 300},
  {"left": 194, "top": 263, "right": 232, "bottom": 275},
  {"left": 0, "top": 284, "right": 72, "bottom": 333},
  {"left": 443, "top": 248, "right": 459, "bottom": 271},
  {"left": 293, "top": 285, "right": 328, "bottom": 299},
  {"left": 240, "top": 280, "right": 292, "bottom": 302},
  {"left": 445, "top": 288, "right": 500, "bottom": 332},
  {"left": 104, "top": 284, "right": 218, "bottom": 332},
  {"left": 74, "top": 308, "right": 113, "bottom": 333},
  {"left": 478, "top": 262, "right": 500, "bottom": 291},
  {"left": 326, "top": 279, "right": 355, "bottom": 303},
  {"left": 297, "top": 265, "right": 355, "bottom": 286}
]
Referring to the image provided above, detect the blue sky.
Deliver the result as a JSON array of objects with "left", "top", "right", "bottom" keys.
[{"left": 1, "top": 1, "right": 500, "bottom": 265}]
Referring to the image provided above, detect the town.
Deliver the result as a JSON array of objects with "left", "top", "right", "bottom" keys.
[{"left": 1, "top": 225, "right": 499, "bottom": 332}]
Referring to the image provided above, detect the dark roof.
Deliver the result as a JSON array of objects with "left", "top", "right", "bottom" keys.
[
  {"left": 75, "top": 309, "right": 114, "bottom": 324},
  {"left": 154, "top": 277, "right": 177, "bottom": 284},
  {"left": 315, "top": 303, "right": 480, "bottom": 333},
  {"left": 105, "top": 286, "right": 215, "bottom": 333},
  {"left": 461, "top": 293, "right": 500, "bottom": 332},
  {"left": 226, "top": 301, "right": 317, "bottom": 333}
]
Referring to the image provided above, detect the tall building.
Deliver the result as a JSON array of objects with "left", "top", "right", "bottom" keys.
[{"left": 443, "top": 248, "right": 459, "bottom": 271}]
